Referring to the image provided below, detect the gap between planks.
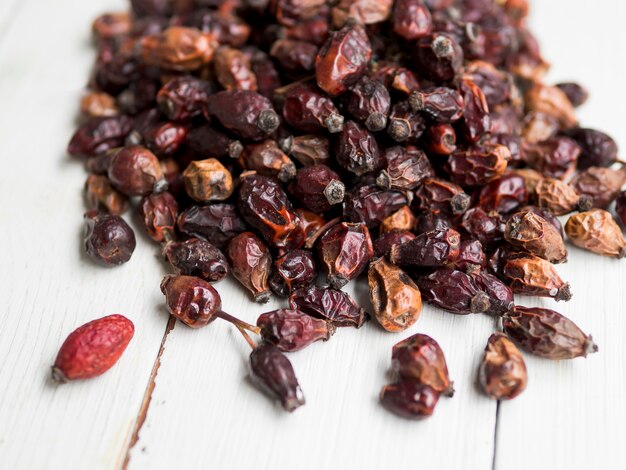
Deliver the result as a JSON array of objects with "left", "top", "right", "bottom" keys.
[
  {"left": 491, "top": 401, "right": 501, "bottom": 470},
  {"left": 119, "top": 316, "right": 177, "bottom": 469}
]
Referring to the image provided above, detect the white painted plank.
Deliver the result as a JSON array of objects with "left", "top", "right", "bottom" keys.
[
  {"left": 0, "top": 0, "right": 169, "bottom": 468},
  {"left": 128, "top": 280, "right": 498, "bottom": 470},
  {"left": 495, "top": 2, "right": 626, "bottom": 470}
]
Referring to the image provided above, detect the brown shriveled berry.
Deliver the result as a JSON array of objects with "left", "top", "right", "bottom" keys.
[
  {"left": 478, "top": 333, "right": 527, "bottom": 400},
  {"left": 416, "top": 268, "right": 491, "bottom": 315},
  {"left": 68, "top": 116, "right": 133, "bottom": 158},
  {"left": 413, "top": 178, "right": 470, "bottom": 215},
  {"left": 160, "top": 274, "right": 222, "bottom": 327},
  {"left": 249, "top": 343, "right": 305, "bottom": 412},
  {"left": 570, "top": 166, "right": 626, "bottom": 209},
  {"left": 177, "top": 204, "right": 246, "bottom": 249},
  {"left": 413, "top": 33, "right": 463, "bottom": 82},
  {"left": 214, "top": 46, "right": 258, "bottom": 91},
  {"left": 138, "top": 26, "right": 216, "bottom": 71},
  {"left": 315, "top": 23, "right": 372, "bottom": 96},
  {"left": 522, "top": 111, "right": 560, "bottom": 145},
  {"left": 565, "top": 210, "right": 626, "bottom": 259},
  {"left": 164, "top": 238, "right": 229, "bottom": 283},
  {"left": 157, "top": 76, "right": 211, "bottom": 121},
  {"left": 290, "top": 164, "right": 345, "bottom": 213},
  {"left": 336, "top": 121, "right": 383, "bottom": 176},
  {"left": 269, "top": 250, "right": 317, "bottom": 297},
  {"left": 281, "top": 134, "right": 330, "bottom": 166},
  {"left": 85, "top": 174, "right": 129, "bottom": 215},
  {"left": 446, "top": 144, "right": 509, "bottom": 188},
  {"left": 524, "top": 82, "right": 578, "bottom": 129},
  {"left": 478, "top": 174, "right": 528, "bottom": 214},
  {"left": 226, "top": 232, "right": 272, "bottom": 303},
  {"left": 368, "top": 258, "right": 422, "bottom": 332},
  {"left": 504, "top": 210, "right": 568, "bottom": 263},
  {"left": 503, "top": 306, "right": 598, "bottom": 360},
  {"left": 331, "top": 0, "right": 393, "bottom": 28},
  {"left": 344, "top": 76, "right": 391, "bottom": 132},
  {"left": 257, "top": 309, "right": 335, "bottom": 352},
  {"left": 509, "top": 168, "right": 544, "bottom": 195},
  {"left": 51, "top": 314, "right": 134, "bottom": 383},
  {"left": 238, "top": 140, "right": 296, "bottom": 183},
  {"left": 390, "top": 228, "right": 460, "bottom": 267},
  {"left": 344, "top": 184, "right": 408, "bottom": 228},
  {"left": 317, "top": 222, "right": 374, "bottom": 289},
  {"left": 503, "top": 254, "right": 572, "bottom": 301},
  {"left": 380, "top": 206, "right": 416, "bottom": 233},
  {"left": 183, "top": 159, "right": 233, "bottom": 202},
  {"left": 535, "top": 178, "right": 592, "bottom": 215},
  {"left": 380, "top": 381, "right": 439, "bottom": 420},
  {"left": 391, "top": 333, "right": 454, "bottom": 396},
  {"left": 139, "top": 191, "right": 178, "bottom": 242},
  {"left": 472, "top": 271, "right": 515, "bottom": 315},
  {"left": 143, "top": 121, "right": 189, "bottom": 158},
  {"left": 80, "top": 92, "right": 119, "bottom": 118},
  {"left": 290, "top": 285, "right": 368, "bottom": 328},
  {"left": 108, "top": 146, "right": 165, "bottom": 196},
  {"left": 377, "top": 146, "right": 434, "bottom": 191},
  {"left": 392, "top": 0, "right": 432, "bottom": 40},
  {"left": 84, "top": 211, "right": 136, "bottom": 266}
]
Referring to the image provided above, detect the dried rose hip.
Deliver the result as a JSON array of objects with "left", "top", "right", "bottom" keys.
[
  {"left": 460, "top": 207, "right": 504, "bottom": 250},
  {"left": 377, "top": 146, "right": 434, "bottom": 191},
  {"left": 84, "top": 211, "right": 136, "bottom": 266},
  {"left": 270, "top": 39, "right": 318, "bottom": 76},
  {"left": 556, "top": 82, "right": 589, "bottom": 108},
  {"left": 423, "top": 123, "right": 457, "bottom": 155},
  {"left": 380, "top": 381, "right": 439, "bottom": 420},
  {"left": 68, "top": 116, "right": 133, "bottom": 158},
  {"left": 535, "top": 178, "right": 592, "bottom": 216},
  {"left": 503, "top": 306, "right": 598, "bottom": 360},
  {"left": 459, "top": 75, "right": 491, "bottom": 143},
  {"left": 183, "top": 158, "right": 234, "bottom": 202},
  {"left": 409, "top": 87, "right": 463, "bottom": 123},
  {"left": 317, "top": 222, "right": 373, "bottom": 289},
  {"left": 368, "top": 258, "right": 422, "bottom": 332},
  {"left": 143, "top": 121, "right": 189, "bottom": 158},
  {"left": 390, "top": 227, "right": 460, "bottom": 267},
  {"left": 281, "top": 83, "right": 344, "bottom": 133},
  {"left": 177, "top": 203, "right": 246, "bottom": 249},
  {"left": 564, "top": 127, "right": 618, "bottom": 169},
  {"left": 570, "top": 166, "right": 626, "bottom": 209},
  {"left": 478, "top": 333, "right": 527, "bottom": 400},
  {"left": 52, "top": 314, "right": 134, "bottom": 383},
  {"left": 290, "top": 164, "right": 345, "bottom": 213},
  {"left": 392, "top": 0, "right": 432, "bottom": 40},
  {"left": 417, "top": 269, "right": 491, "bottom": 315},
  {"left": 391, "top": 333, "right": 454, "bottom": 396},
  {"left": 226, "top": 232, "right": 272, "bottom": 303},
  {"left": 238, "top": 140, "right": 296, "bottom": 183},
  {"left": 214, "top": 46, "right": 258, "bottom": 91},
  {"left": 503, "top": 254, "right": 572, "bottom": 301},
  {"left": 138, "top": 26, "right": 216, "bottom": 71},
  {"left": 282, "top": 134, "right": 330, "bottom": 166},
  {"left": 472, "top": 271, "right": 515, "bottom": 315},
  {"left": 344, "top": 184, "right": 408, "bottom": 228},
  {"left": 565, "top": 209, "right": 626, "bottom": 258},
  {"left": 290, "top": 285, "right": 367, "bottom": 328},
  {"left": 186, "top": 124, "right": 243, "bottom": 160},
  {"left": 454, "top": 239, "right": 487, "bottom": 273},
  {"left": 522, "top": 136, "right": 580, "bottom": 180},
  {"left": 374, "top": 230, "right": 416, "bottom": 257},
  {"left": 139, "top": 191, "right": 179, "bottom": 242},
  {"left": 164, "top": 238, "right": 229, "bottom": 283},
  {"left": 160, "top": 275, "right": 222, "bottom": 327},
  {"left": 269, "top": 249, "right": 317, "bottom": 297},
  {"left": 315, "top": 23, "right": 372, "bottom": 96},
  {"left": 386, "top": 101, "right": 426, "bottom": 143},
  {"left": 257, "top": 309, "right": 335, "bottom": 352},
  {"left": 80, "top": 92, "right": 119, "bottom": 118},
  {"left": 446, "top": 144, "right": 509, "bottom": 188},
  {"left": 156, "top": 75, "right": 211, "bottom": 121},
  {"left": 413, "top": 178, "right": 470, "bottom": 215},
  {"left": 85, "top": 174, "right": 129, "bottom": 215},
  {"left": 335, "top": 121, "right": 383, "bottom": 176},
  {"left": 413, "top": 32, "right": 463, "bottom": 82},
  {"left": 504, "top": 210, "right": 568, "bottom": 264},
  {"left": 380, "top": 206, "right": 416, "bottom": 234},
  {"left": 478, "top": 174, "right": 529, "bottom": 214},
  {"left": 249, "top": 343, "right": 305, "bottom": 412},
  {"left": 108, "top": 146, "right": 165, "bottom": 196},
  {"left": 344, "top": 76, "right": 391, "bottom": 131}
]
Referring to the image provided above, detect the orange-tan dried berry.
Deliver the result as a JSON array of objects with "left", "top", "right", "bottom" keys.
[{"left": 565, "top": 209, "right": 626, "bottom": 258}]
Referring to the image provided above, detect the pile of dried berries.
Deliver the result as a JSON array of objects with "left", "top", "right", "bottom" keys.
[{"left": 59, "top": 0, "right": 623, "bottom": 417}]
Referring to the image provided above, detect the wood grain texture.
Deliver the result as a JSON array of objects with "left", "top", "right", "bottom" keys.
[{"left": 0, "top": 1, "right": 624, "bottom": 469}]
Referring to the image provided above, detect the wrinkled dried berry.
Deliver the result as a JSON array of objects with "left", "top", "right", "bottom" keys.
[
  {"left": 84, "top": 211, "right": 136, "bottom": 266},
  {"left": 413, "top": 178, "right": 470, "bottom": 215},
  {"left": 164, "top": 238, "right": 229, "bottom": 283},
  {"left": 160, "top": 274, "right": 221, "bottom": 327},
  {"left": 504, "top": 210, "right": 568, "bottom": 263},
  {"left": 238, "top": 140, "right": 296, "bottom": 183},
  {"left": 290, "top": 285, "right": 367, "bottom": 328},
  {"left": 344, "top": 184, "right": 408, "bottom": 228},
  {"left": 139, "top": 191, "right": 178, "bottom": 242},
  {"left": 565, "top": 209, "right": 626, "bottom": 258},
  {"left": 269, "top": 250, "right": 317, "bottom": 297},
  {"left": 257, "top": 309, "right": 334, "bottom": 352},
  {"left": 108, "top": 146, "right": 165, "bottom": 196},
  {"left": 478, "top": 333, "right": 527, "bottom": 400},
  {"left": 380, "top": 381, "right": 439, "bottom": 420},
  {"left": 570, "top": 166, "right": 626, "bottom": 209},
  {"left": 391, "top": 228, "right": 460, "bottom": 267},
  {"left": 85, "top": 174, "right": 129, "bottom": 215},
  {"left": 281, "top": 83, "right": 345, "bottom": 133},
  {"left": 417, "top": 268, "right": 490, "bottom": 314},
  {"left": 377, "top": 146, "right": 434, "bottom": 191},
  {"left": 336, "top": 121, "right": 383, "bottom": 176},
  {"left": 503, "top": 254, "right": 572, "bottom": 301},
  {"left": 177, "top": 204, "right": 246, "bottom": 249},
  {"left": 290, "top": 165, "right": 345, "bottom": 213},
  {"left": 226, "top": 232, "right": 272, "bottom": 303}
]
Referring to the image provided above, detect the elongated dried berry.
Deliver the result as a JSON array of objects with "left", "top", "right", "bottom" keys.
[
  {"left": 565, "top": 209, "right": 626, "bottom": 258},
  {"left": 317, "top": 222, "right": 373, "bottom": 289},
  {"left": 270, "top": 39, "right": 318, "bottom": 75},
  {"left": 503, "top": 254, "right": 572, "bottom": 301},
  {"left": 269, "top": 250, "right": 317, "bottom": 297},
  {"left": 160, "top": 275, "right": 222, "bottom": 328},
  {"left": 290, "top": 285, "right": 367, "bottom": 328},
  {"left": 564, "top": 127, "right": 618, "bottom": 169},
  {"left": 226, "top": 232, "right": 272, "bottom": 303},
  {"left": 460, "top": 207, "right": 504, "bottom": 249},
  {"left": 503, "top": 306, "right": 597, "bottom": 359},
  {"left": 459, "top": 75, "right": 491, "bottom": 142},
  {"left": 52, "top": 314, "right": 134, "bottom": 383},
  {"left": 177, "top": 204, "right": 246, "bottom": 249},
  {"left": 368, "top": 258, "right": 422, "bottom": 332},
  {"left": 68, "top": 116, "right": 133, "bottom": 158},
  {"left": 380, "top": 381, "right": 439, "bottom": 420},
  {"left": 535, "top": 178, "right": 591, "bottom": 216},
  {"left": 390, "top": 228, "right": 460, "bottom": 267},
  {"left": 413, "top": 178, "right": 470, "bottom": 215},
  {"left": 522, "top": 136, "right": 580, "bottom": 180},
  {"left": 164, "top": 238, "right": 229, "bottom": 283},
  {"left": 555, "top": 82, "right": 589, "bottom": 108},
  {"left": 238, "top": 140, "right": 296, "bottom": 183},
  {"left": 374, "top": 230, "right": 416, "bottom": 257},
  {"left": 409, "top": 87, "right": 463, "bottom": 122},
  {"left": 417, "top": 269, "right": 490, "bottom": 314},
  {"left": 281, "top": 83, "right": 344, "bottom": 133},
  {"left": 282, "top": 134, "right": 330, "bottom": 166},
  {"left": 138, "top": 26, "right": 216, "bottom": 71},
  {"left": 478, "top": 174, "right": 528, "bottom": 214},
  {"left": 139, "top": 191, "right": 178, "bottom": 242},
  {"left": 108, "top": 146, "right": 165, "bottom": 196},
  {"left": 214, "top": 46, "right": 258, "bottom": 91},
  {"left": 249, "top": 343, "right": 305, "bottom": 412},
  {"left": 570, "top": 166, "right": 626, "bottom": 209},
  {"left": 336, "top": 121, "right": 383, "bottom": 176},
  {"left": 447, "top": 144, "right": 509, "bottom": 187},
  {"left": 391, "top": 333, "right": 453, "bottom": 396},
  {"left": 344, "top": 184, "right": 408, "bottom": 228},
  {"left": 84, "top": 211, "right": 136, "bottom": 266},
  {"left": 257, "top": 309, "right": 335, "bottom": 352},
  {"left": 504, "top": 210, "right": 568, "bottom": 263},
  {"left": 290, "top": 165, "right": 345, "bottom": 213},
  {"left": 478, "top": 333, "right": 527, "bottom": 400},
  {"left": 472, "top": 271, "right": 514, "bottom": 315},
  {"left": 344, "top": 76, "right": 391, "bottom": 131}
]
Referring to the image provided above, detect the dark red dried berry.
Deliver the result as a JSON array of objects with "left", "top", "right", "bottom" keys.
[
  {"left": 390, "top": 228, "right": 460, "bottom": 267},
  {"left": 377, "top": 146, "right": 434, "bottom": 191},
  {"left": 414, "top": 33, "right": 463, "bottom": 82},
  {"left": 281, "top": 82, "right": 345, "bottom": 133},
  {"left": 409, "top": 87, "right": 464, "bottom": 123},
  {"left": 177, "top": 204, "right": 246, "bottom": 249},
  {"left": 290, "top": 165, "right": 345, "bottom": 213},
  {"left": 344, "top": 76, "right": 391, "bottom": 132},
  {"left": 68, "top": 116, "right": 133, "bottom": 158},
  {"left": 564, "top": 128, "right": 619, "bottom": 170},
  {"left": 335, "top": 121, "right": 383, "bottom": 176},
  {"left": 380, "top": 381, "right": 439, "bottom": 420},
  {"left": 417, "top": 268, "right": 491, "bottom": 314},
  {"left": 108, "top": 146, "right": 165, "bottom": 196},
  {"left": 139, "top": 191, "right": 178, "bottom": 242},
  {"left": 157, "top": 75, "right": 211, "bottom": 121},
  {"left": 478, "top": 174, "right": 529, "bottom": 214},
  {"left": 374, "top": 230, "right": 416, "bottom": 257},
  {"left": 289, "top": 285, "right": 368, "bottom": 328},
  {"left": 226, "top": 232, "right": 272, "bottom": 303},
  {"left": 84, "top": 211, "right": 136, "bottom": 266},
  {"left": 257, "top": 309, "right": 334, "bottom": 352},
  {"left": 164, "top": 238, "right": 229, "bottom": 283},
  {"left": 413, "top": 178, "right": 470, "bottom": 215},
  {"left": 392, "top": 0, "right": 432, "bottom": 40},
  {"left": 160, "top": 274, "right": 222, "bottom": 328},
  {"left": 269, "top": 250, "right": 317, "bottom": 297}
]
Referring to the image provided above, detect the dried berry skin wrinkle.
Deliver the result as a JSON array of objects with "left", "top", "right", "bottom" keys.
[
  {"left": 177, "top": 204, "right": 246, "bottom": 249},
  {"left": 344, "top": 184, "right": 408, "bottom": 228},
  {"left": 164, "top": 238, "right": 229, "bottom": 283},
  {"left": 460, "top": 207, "right": 505, "bottom": 250},
  {"left": 386, "top": 101, "right": 426, "bottom": 143},
  {"left": 390, "top": 228, "right": 461, "bottom": 267},
  {"left": 335, "top": 121, "right": 383, "bottom": 176},
  {"left": 377, "top": 146, "right": 434, "bottom": 191},
  {"left": 183, "top": 158, "right": 234, "bottom": 202},
  {"left": 52, "top": 314, "right": 134, "bottom": 383},
  {"left": 138, "top": 26, "right": 216, "bottom": 71},
  {"left": 478, "top": 174, "right": 528, "bottom": 214},
  {"left": 214, "top": 46, "right": 258, "bottom": 91},
  {"left": 565, "top": 209, "right": 626, "bottom": 258},
  {"left": 249, "top": 343, "right": 305, "bottom": 412},
  {"left": 270, "top": 39, "right": 318, "bottom": 75},
  {"left": 454, "top": 239, "right": 487, "bottom": 273},
  {"left": 459, "top": 75, "right": 491, "bottom": 143},
  {"left": 85, "top": 174, "right": 129, "bottom": 215},
  {"left": 143, "top": 121, "right": 189, "bottom": 158},
  {"left": 472, "top": 271, "right": 514, "bottom": 316},
  {"left": 108, "top": 146, "right": 165, "bottom": 196},
  {"left": 282, "top": 134, "right": 330, "bottom": 166},
  {"left": 391, "top": 333, "right": 453, "bottom": 396},
  {"left": 446, "top": 144, "right": 509, "bottom": 188},
  {"left": 417, "top": 268, "right": 490, "bottom": 315},
  {"left": 257, "top": 309, "right": 335, "bottom": 352},
  {"left": 503, "top": 306, "right": 598, "bottom": 360},
  {"left": 139, "top": 191, "right": 179, "bottom": 242},
  {"left": 269, "top": 249, "right": 317, "bottom": 297},
  {"left": 317, "top": 222, "right": 374, "bottom": 289},
  {"left": 380, "top": 206, "right": 416, "bottom": 234},
  {"left": 68, "top": 116, "right": 133, "bottom": 158},
  {"left": 160, "top": 275, "right": 222, "bottom": 328},
  {"left": 503, "top": 254, "right": 572, "bottom": 301},
  {"left": 522, "top": 136, "right": 581, "bottom": 181},
  {"left": 535, "top": 178, "right": 591, "bottom": 216},
  {"left": 84, "top": 211, "right": 136, "bottom": 266},
  {"left": 186, "top": 124, "right": 243, "bottom": 160},
  {"left": 380, "top": 381, "right": 439, "bottom": 420},
  {"left": 504, "top": 210, "right": 568, "bottom": 264},
  {"left": 409, "top": 87, "right": 464, "bottom": 123},
  {"left": 343, "top": 76, "right": 391, "bottom": 132},
  {"left": 368, "top": 258, "right": 422, "bottom": 332},
  {"left": 156, "top": 75, "right": 211, "bottom": 121},
  {"left": 238, "top": 140, "right": 297, "bottom": 183},
  {"left": 392, "top": 0, "right": 432, "bottom": 41},
  {"left": 238, "top": 173, "right": 303, "bottom": 249},
  {"left": 374, "top": 230, "right": 416, "bottom": 257},
  {"left": 226, "top": 232, "right": 272, "bottom": 303},
  {"left": 413, "top": 178, "right": 470, "bottom": 215},
  {"left": 478, "top": 333, "right": 527, "bottom": 400},
  {"left": 315, "top": 23, "right": 372, "bottom": 96},
  {"left": 290, "top": 285, "right": 368, "bottom": 328}
]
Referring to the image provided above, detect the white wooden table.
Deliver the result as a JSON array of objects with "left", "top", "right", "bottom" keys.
[{"left": 1, "top": 1, "right": 625, "bottom": 468}]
